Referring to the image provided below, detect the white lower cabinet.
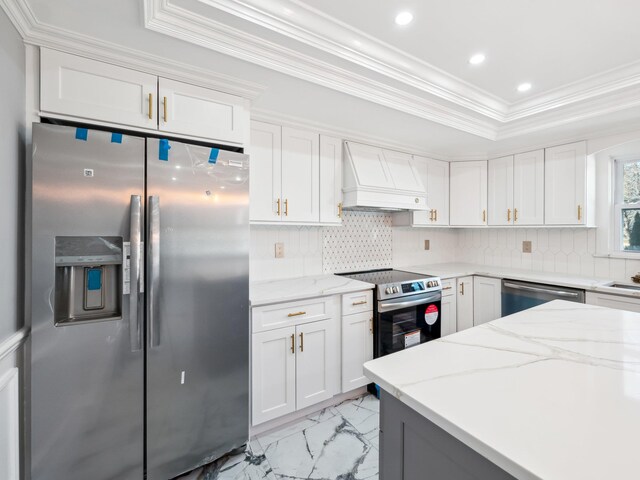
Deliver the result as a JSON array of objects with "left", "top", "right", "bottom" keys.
[
  {"left": 456, "top": 276, "right": 474, "bottom": 331},
  {"left": 296, "top": 319, "right": 339, "bottom": 410},
  {"left": 440, "top": 292, "right": 457, "bottom": 337},
  {"left": 341, "top": 311, "right": 374, "bottom": 392},
  {"left": 251, "top": 326, "right": 296, "bottom": 425},
  {"left": 586, "top": 292, "right": 640, "bottom": 313},
  {"left": 251, "top": 296, "right": 339, "bottom": 426},
  {"left": 473, "top": 277, "right": 502, "bottom": 325}
]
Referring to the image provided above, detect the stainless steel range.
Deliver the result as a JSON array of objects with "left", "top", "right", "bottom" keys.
[{"left": 340, "top": 269, "right": 443, "bottom": 358}]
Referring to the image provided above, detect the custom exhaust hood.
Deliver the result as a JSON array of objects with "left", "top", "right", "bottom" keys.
[{"left": 342, "top": 141, "right": 428, "bottom": 211}]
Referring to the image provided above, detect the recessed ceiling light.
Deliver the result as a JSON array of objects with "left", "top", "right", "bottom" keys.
[
  {"left": 517, "top": 82, "right": 532, "bottom": 92},
  {"left": 395, "top": 11, "right": 413, "bottom": 26},
  {"left": 469, "top": 53, "right": 486, "bottom": 65}
]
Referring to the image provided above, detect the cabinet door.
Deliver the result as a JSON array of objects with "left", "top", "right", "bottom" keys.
[
  {"left": 249, "top": 121, "right": 282, "bottom": 222},
  {"left": 440, "top": 294, "right": 457, "bottom": 337},
  {"left": 341, "top": 311, "right": 374, "bottom": 392},
  {"left": 585, "top": 292, "right": 640, "bottom": 313},
  {"left": 450, "top": 161, "right": 488, "bottom": 226},
  {"left": 40, "top": 48, "right": 157, "bottom": 129},
  {"left": 488, "top": 156, "right": 514, "bottom": 226},
  {"left": 296, "top": 319, "right": 338, "bottom": 410},
  {"left": 252, "top": 327, "right": 296, "bottom": 425},
  {"left": 319, "top": 135, "right": 343, "bottom": 224},
  {"left": 473, "top": 277, "right": 502, "bottom": 326},
  {"left": 545, "top": 141, "right": 587, "bottom": 225},
  {"left": 281, "top": 127, "right": 320, "bottom": 223},
  {"left": 456, "top": 276, "right": 474, "bottom": 331},
  {"left": 158, "top": 78, "right": 249, "bottom": 144},
  {"left": 514, "top": 149, "right": 545, "bottom": 225},
  {"left": 411, "top": 157, "right": 449, "bottom": 226}
]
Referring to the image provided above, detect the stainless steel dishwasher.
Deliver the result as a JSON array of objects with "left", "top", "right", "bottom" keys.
[{"left": 501, "top": 279, "right": 586, "bottom": 315}]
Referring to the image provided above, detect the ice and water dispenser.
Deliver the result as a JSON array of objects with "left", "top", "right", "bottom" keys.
[{"left": 54, "top": 236, "right": 125, "bottom": 325}]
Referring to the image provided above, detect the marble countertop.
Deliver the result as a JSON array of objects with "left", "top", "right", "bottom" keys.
[
  {"left": 399, "top": 262, "right": 640, "bottom": 297},
  {"left": 364, "top": 300, "right": 640, "bottom": 480},
  {"left": 250, "top": 274, "right": 374, "bottom": 306}
]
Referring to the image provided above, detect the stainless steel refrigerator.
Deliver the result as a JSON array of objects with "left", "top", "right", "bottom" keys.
[{"left": 29, "top": 123, "right": 250, "bottom": 480}]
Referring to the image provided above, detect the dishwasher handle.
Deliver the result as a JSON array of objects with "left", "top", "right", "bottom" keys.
[{"left": 502, "top": 281, "right": 581, "bottom": 298}]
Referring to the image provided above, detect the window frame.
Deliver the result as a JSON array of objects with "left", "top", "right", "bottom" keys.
[{"left": 613, "top": 155, "right": 640, "bottom": 253}]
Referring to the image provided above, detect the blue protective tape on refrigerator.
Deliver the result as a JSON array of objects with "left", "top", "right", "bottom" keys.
[
  {"left": 111, "top": 133, "right": 123, "bottom": 144},
  {"left": 209, "top": 148, "right": 219, "bottom": 164},
  {"left": 159, "top": 139, "right": 171, "bottom": 161},
  {"left": 75, "top": 128, "right": 88, "bottom": 141}
]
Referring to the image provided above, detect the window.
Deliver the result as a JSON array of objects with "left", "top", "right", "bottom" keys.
[{"left": 614, "top": 157, "right": 640, "bottom": 252}]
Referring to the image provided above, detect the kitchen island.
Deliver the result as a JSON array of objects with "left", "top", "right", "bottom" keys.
[{"left": 364, "top": 300, "right": 640, "bottom": 480}]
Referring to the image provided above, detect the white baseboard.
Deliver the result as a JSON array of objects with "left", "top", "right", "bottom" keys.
[{"left": 0, "top": 367, "right": 19, "bottom": 480}]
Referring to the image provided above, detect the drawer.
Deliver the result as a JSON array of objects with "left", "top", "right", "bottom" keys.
[
  {"left": 342, "top": 290, "right": 373, "bottom": 316},
  {"left": 441, "top": 279, "right": 455, "bottom": 297},
  {"left": 252, "top": 296, "right": 336, "bottom": 333}
]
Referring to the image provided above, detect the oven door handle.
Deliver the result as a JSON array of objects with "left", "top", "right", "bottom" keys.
[{"left": 378, "top": 294, "right": 441, "bottom": 313}]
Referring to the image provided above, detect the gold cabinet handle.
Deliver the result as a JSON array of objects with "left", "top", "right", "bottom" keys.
[
  {"left": 276, "top": 198, "right": 281, "bottom": 216},
  {"left": 369, "top": 317, "right": 373, "bottom": 334},
  {"left": 482, "top": 210, "right": 486, "bottom": 223},
  {"left": 299, "top": 332, "right": 304, "bottom": 352},
  {"left": 514, "top": 208, "right": 518, "bottom": 222},
  {"left": 148, "top": 93, "right": 153, "bottom": 120},
  {"left": 284, "top": 199, "right": 289, "bottom": 216},
  {"left": 290, "top": 334, "right": 295, "bottom": 354},
  {"left": 287, "top": 311, "right": 306, "bottom": 317},
  {"left": 352, "top": 300, "right": 367, "bottom": 306},
  {"left": 429, "top": 209, "right": 434, "bottom": 221},
  {"left": 163, "top": 96, "right": 168, "bottom": 123},
  {"left": 443, "top": 286, "right": 452, "bottom": 290},
  {"left": 507, "top": 208, "right": 511, "bottom": 222},
  {"left": 338, "top": 202, "right": 343, "bottom": 218},
  {"left": 578, "top": 205, "right": 582, "bottom": 221},
  {"left": 460, "top": 282, "right": 464, "bottom": 295},
  {"left": 434, "top": 209, "right": 438, "bottom": 222}
]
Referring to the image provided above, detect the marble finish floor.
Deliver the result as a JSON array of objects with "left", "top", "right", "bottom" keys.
[{"left": 178, "top": 394, "right": 380, "bottom": 480}]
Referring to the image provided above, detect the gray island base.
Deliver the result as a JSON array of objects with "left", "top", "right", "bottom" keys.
[{"left": 379, "top": 390, "right": 515, "bottom": 480}]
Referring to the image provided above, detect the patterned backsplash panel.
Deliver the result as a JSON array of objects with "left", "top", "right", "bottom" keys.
[{"left": 322, "top": 211, "right": 393, "bottom": 273}]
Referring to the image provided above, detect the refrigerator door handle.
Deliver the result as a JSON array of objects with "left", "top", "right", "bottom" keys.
[
  {"left": 129, "top": 195, "right": 142, "bottom": 352},
  {"left": 148, "top": 195, "right": 161, "bottom": 348}
]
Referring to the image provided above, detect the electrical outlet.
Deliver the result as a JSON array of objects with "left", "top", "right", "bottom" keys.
[
  {"left": 424, "top": 239, "right": 430, "bottom": 250},
  {"left": 522, "top": 240, "right": 532, "bottom": 253},
  {"left": 275, "top": 242, "right": 285, "bottom": 258}
]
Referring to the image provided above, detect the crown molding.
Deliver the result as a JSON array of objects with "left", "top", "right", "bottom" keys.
[
  {"left": 0, "top": 0, "right": 267, "bottom": 100},
  {"left": 144, "top": 0, "right": 499, "bottom": 140}
]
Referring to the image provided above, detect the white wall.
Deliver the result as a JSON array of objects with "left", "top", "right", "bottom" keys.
[{"left": 0, "top": 7, "right": 25, "bottom": 343}]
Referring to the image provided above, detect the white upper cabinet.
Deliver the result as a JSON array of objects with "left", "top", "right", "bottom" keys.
[
  {"left": 40, "top": 49, "right": 249, "bottom": 145},
  {"left": 513, "top": 149, "right": 545, "bottom": 225},
  {"left": 488, "top": 156, "right": 514, "bottom": 226},
  {"left": 394, "top": 157, "right": 449, "bottom": 226},
  {"left": 249, "top": 121, "right": 282, "bottom": 222},
  {"left": 281, "top": 127, "right": 320, "bottom": 223},
  {"left": 158, "top": 78, "right": 249, "bottom": 144},
  {"left": 488, "top": 150, "right": 544, "bottom": 226},
  {"left": 545, "top": 141, "right": 593, "bottom": 225},
  {"left": 450, "top": 161, "right": 488, "bottom": 226},
  {"left": 41, "top": 49, "right": 157, "bottom": 129},
  {"left": 319, "top": 136, "right": 343, "bottom": 224}
]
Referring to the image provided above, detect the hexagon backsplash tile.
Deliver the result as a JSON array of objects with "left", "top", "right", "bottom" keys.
[{"left": 323, "top": 211, "right": 393, "bottom": 273}]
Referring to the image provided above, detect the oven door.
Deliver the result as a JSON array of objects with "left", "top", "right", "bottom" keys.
[{"left": 376, "top": 291, "right": 442, "bottom": 358}]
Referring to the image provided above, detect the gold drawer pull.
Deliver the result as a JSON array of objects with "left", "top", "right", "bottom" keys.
[
  {"left": 287, "top": 311, "right": 306, "bottom": 317},
  {"left": 514, "top": 208, "right": 518, "bottom": 222},
  {"left": 482, "top": 209, "right": 486, "bottom": 223},
  {"left": 443, "top": 286, "right": 452, "bottom": 290},
  {"left": 507, "top": 208, "right": 511, "bottom": 222},
  {"left": 290, "top": 334, "right": 295, "bottom": 354},
  {"left": 338, "top": 202, "right": 343, "bottom": 218},
  {"left": 276, "top": 198, "right": 281, "bottom": 216},
  {"left": 299, "top": 332, "right": 304, "bottom": 352},
  {"left": 429, "top": 209, "right": 434, "bottom": 221},
  {"left": 352, "top": 300, "right": 368, "bottom": 306},
  {"left": 163, "top": 96, "right": 168, "bottom": 123},
  {"left": 284, "top": 199, "right": 289, "bottom": 216},
  {"left": 148, "top": 93, "right": 153, "bottom": 120},
  {"left": 578, "top": 205, "right": 582, "bottom": 221},
  {"left": 434, "top": 209, "right": 438, "bottom": 222}
]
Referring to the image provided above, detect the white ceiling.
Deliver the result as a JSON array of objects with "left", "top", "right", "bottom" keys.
[
  {"left": 3, "top": 0, "right": 640, "bottom": 158},
  {"left": 304, "top": 0, "right": 640, "bottom": 103}
]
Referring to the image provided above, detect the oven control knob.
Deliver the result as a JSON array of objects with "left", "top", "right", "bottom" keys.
[
  {"left": 427, "top": 281, "right": 432, "bottom": 288},
  {"left": 393, "top": 286, "right": 399, "bottom": 293},
  {"left": 385, "top": 287, "right": 392, "bottom": 294}
]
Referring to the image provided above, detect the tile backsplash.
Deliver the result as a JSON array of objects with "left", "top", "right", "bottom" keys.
[{"left": 250, "top": 216, "right": 640, "bottom": 282}]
